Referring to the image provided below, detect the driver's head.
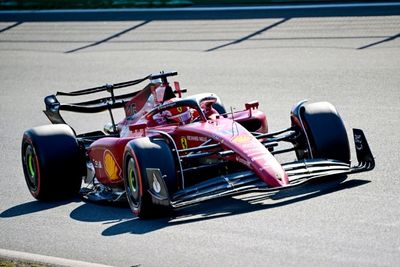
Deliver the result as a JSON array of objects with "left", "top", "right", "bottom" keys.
[{"left": 162, "top": 99, "right": 192, "bottom": 124}]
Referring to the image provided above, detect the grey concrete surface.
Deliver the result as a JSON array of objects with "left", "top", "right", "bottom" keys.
[
  {"left": 0, "top": 248, "right": 114, "bottom": 267},
  {"left": 0, "top": 5, "right": 399, "bottom": 267}
]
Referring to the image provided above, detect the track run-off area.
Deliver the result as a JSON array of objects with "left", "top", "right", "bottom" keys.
[{"left": 1, "top": 2, "right": 399, "bottom": 266}]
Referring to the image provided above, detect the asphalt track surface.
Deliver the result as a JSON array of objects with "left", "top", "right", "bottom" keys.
[{"left": 1, "top": 2, "right": 400, "bottom": 266}]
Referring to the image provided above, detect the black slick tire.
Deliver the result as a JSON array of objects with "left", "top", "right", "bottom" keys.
[
  {"left": 295, "top": 101, "right": 350, "bottom": 163},
  {"left": 123, "top": 137, "right": 177, "bottom": 219},
  {"left": 21, "top": 124, "right": 84, "bottom": 200}
]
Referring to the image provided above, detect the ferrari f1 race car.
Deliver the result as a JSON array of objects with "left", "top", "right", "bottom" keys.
[{"left": 21, "top": 71, "right": 374, "bottom": 218}]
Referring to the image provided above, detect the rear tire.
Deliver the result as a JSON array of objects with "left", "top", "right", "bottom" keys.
[
  {"left": 123, "top": 138, "right": 177, "bottom": 219},
  {"left": 292, "top": 101, "right": 350, "bottom": 163},
  {"left": 21, "top": 124, "right": 84, "bottom": 200}
]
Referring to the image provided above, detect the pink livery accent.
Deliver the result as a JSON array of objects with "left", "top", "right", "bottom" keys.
[{"left": 180, "top": 119, "right": 289, "bottom": 187}]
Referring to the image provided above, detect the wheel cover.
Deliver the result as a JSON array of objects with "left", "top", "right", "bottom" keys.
[
  {"left": 126, "top": 157, "right": 140, "bottom": 207},
  {"left": 24, "top": 145, "right": 38, "bottom": 191}
]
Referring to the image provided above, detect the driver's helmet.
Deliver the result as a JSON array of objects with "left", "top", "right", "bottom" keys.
[{"left": 162, "top": 99, "right": 192, "bottom": 124}]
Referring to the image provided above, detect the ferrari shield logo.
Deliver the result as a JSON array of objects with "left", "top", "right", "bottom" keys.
[{"left": 180, "top": 137, "right": 188, "bottom": 149}]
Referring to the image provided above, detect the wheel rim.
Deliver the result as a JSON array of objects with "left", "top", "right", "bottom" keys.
[
  {"left": 126, "top": 157, "right": 140, "bottom": 207},
  {"left": 28, "top": 154, "right": 35, "bottom": 177},
  {"left": 24, "top": 144, "right": 38, "bottom": 191}
]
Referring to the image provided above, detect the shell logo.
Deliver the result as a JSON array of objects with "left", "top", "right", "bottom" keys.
[
  {"left": 103, "top": 150, "right": 121, "bottom": 181},
  {"left": 232, "top": 134, "right": 252, "bottom": 144}
]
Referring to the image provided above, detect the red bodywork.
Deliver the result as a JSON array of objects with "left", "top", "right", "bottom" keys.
[{"left": 88, "top": 81, "right": 288, "bottom": 188}]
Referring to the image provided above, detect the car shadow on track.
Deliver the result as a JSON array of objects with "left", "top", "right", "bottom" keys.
[
  {"left": 0, "top": 198, "right": 81, "bottom": 218},
  {"left": 68, "top": 176, "right": 370, "bottom": 236}
]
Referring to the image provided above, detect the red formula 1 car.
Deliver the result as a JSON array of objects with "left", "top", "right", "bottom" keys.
[{"left": 21, "top": 72, "right": 374, "bottom": 218}]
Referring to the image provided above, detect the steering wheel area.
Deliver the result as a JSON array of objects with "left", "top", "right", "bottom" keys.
[{"left": 145, "top": 98, "right": 207, "bottom": 123}]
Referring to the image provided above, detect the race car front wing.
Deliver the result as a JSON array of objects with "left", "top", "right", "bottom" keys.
[{"left": 165, "top": 128, "right": 374, "bottom": 208}]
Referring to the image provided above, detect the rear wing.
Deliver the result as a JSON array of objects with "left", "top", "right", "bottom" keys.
[{"left": 43, "top": 71, "right": 178, "bottom": 126}]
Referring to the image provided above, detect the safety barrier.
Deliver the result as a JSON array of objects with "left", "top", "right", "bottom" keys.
[{"left": 0, "top": 0, "right": 351, "bottom": 10}]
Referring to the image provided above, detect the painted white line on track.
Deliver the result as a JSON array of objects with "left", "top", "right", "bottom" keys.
[
  {"left": 0, "top": 248, "right": 115, "bottom": 267},
  {"left": 0, "top": 2, "right": 399, "bottom": 14}
]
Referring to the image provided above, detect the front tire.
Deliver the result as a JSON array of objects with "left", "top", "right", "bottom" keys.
[
  {"left": 292, "top": 101, "right": 350, "bottom": 163},
  {"left": 123, "top": 138, "right": 177, "bottom": 219},
  {"left": 21, "top": 124, "right": 84, "bottom": 200}
]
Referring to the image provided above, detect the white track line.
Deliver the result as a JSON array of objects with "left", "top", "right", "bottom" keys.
[{"left": 0, "top": 248, "right": 115, "bottom": 267}]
